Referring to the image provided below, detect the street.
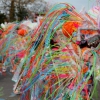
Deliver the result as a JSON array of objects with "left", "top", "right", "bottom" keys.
[{"left": 0, "top": 67, "right": 20, "bottom": 100}]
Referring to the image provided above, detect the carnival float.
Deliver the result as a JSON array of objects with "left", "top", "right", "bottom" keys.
[{"left": 0, "top": 2, "right": 100, "bottom": 100}]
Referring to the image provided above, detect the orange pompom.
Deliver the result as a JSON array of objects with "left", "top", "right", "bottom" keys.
[
  {"left": 62, "top": 21, "right": 81, "bottom": 38},
  {"left": 17, "top": 29, "right": 28, "bottom": 36}
]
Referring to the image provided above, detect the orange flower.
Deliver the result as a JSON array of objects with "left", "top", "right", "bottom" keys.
[
  {"left": 17, "top": 29, "right": 28, "bottom": 36},
  {"left": 62, "top": 21, "right": 81, "bottom": 38}
]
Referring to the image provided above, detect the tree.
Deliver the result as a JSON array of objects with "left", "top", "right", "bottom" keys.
[
  {"left": 27, "top": 0, "right": 47, "bottom": 15},
  {"left": 1, "top": 0, "right": 35, "bottom": 21},
  {"left": 0, "top": 13, "right": 7, "bottom": 24},
  {"left": 9, "top": 0, "right": 15, "bottom": 21},
  {"left": 0, "top": 0, "right": 48, "bottom": 22},
  {"left": 16, "top": 7, "right": 28, "bottom": 21}
]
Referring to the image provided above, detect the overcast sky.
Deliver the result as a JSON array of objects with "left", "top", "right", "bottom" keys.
[{"left": 44, "top": 0, "right": 97, "bottom": 11}]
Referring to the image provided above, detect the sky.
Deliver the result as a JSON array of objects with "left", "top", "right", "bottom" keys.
[{"left": 44, "top": 0, "right": 97, "bottom": 11}]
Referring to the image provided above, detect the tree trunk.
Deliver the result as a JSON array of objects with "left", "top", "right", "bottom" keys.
[{"left": 9, "top": 0, "right": 15, "bottom": 21}]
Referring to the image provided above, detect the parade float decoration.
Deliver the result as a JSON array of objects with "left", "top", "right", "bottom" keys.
[
  {"left": 0, "top": 20, "right": 38, "bottom": 72},
  {"left": 12, "top": 3, "right": 100, "bottom": 100},
  {"left": 0, "top": 2, "right": 100, "bottom": 100}
]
